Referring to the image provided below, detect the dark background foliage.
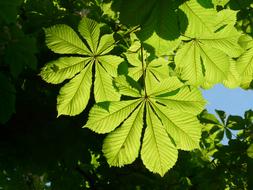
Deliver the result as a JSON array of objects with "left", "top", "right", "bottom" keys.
[{"left": 0, "top": 0, "right": 252, "bottom": 189}]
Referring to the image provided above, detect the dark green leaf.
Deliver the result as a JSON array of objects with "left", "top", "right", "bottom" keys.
[
  {"left": 215, "top": 109, "right": 226, "bottom": 124},
  {"left": 227, "top": 115, "right": 245, "bottom": 130},
  {"left": 199, "top": 110, "right": 220, "bottom": 124}
]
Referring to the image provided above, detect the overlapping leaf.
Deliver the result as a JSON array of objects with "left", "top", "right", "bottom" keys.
[
  {"left": 85, "top": 75, "right": 205, "bottom": 176},
  {"left": 236, "top": 36, "right": 253, "bottom": 89},
  {"left": 40, "top": 17, "right": 123, "bottom": 116},
  {"left": 125, "top": 42, "right": 170, "bottom": 83},
  {"left": 176, "top": 0, "right": 243, "bottom": 87},
  {"left": 112, "top": 0, "right": 186, "bottom": 56}
]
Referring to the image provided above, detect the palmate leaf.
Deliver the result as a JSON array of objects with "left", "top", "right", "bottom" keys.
[
  {"left": 176, "top": 0, "right": 243, "bottom": 86},
  {"left": 126, "top": 48, "right": 170, "bottom": 82},
  {"left": 85, "top": 76, "right": 206, "bottom": 176},
  {"left": 40, "top": 17, "right": 123, "bottom": 116}
]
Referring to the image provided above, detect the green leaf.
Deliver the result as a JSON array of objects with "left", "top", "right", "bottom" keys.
[
  {"left": 180, "top": 0, "right": 217, "bottom": 37},
  {"left": 200, "top": 27, "right": 243, "bottom": 58},
  {"left": 223, "top": 59, "right": 241, "bottom": 88},
  {"left": 0, "top": 73, "right": 15, "bottom": 124},
  {"left": 141, "top": 103, "right": 178, "bottom": 176},
  {"left": 116, "top": 0, "right": 182, "bottom": 40},
  {"left": 153, "top": 86, "right": 206, "bottom": 114},
  {"left": 238, "top": 35, "right": 253, "bottom": 50},
  {"left": 84, "top": 99, "right": 142, "bottom": 133},
  {"left": 175, "top": 41, "right": 204, "bottom": 86},
  {"left": 227, "top": 115, "right": 245, "bottom": 130},
  {"left": 175, "top": 40, "right": 230, "bottom": 86},
  {"left": 199, "top": 110, "right": 220, "bottom": 124},
  {"left": 152, "top": 102, "right": 201, "bottom": 150},
  {"left": 237, "top": 47, "right": 253, "bottom": 89},
  {"left": 44, "top": 24, "right": 91, "bottom": 55},
  {"left": 96, "top": 34, "right": 115, "bottom": 55},
  {"left": 41, "top": 18, "right": 123, "bottom": 116},
  {"left": 147, "top": 77, "right": 183, "bottom": 97},
  {"left": 103, "top": 103, "right": 144, "bottom": 166},
  {"left": 114, "top": 75, "right": 142, "bottom": 97},
  {"left": 57, "top": 64, "right": 93, "bottom": 116},
  {"left": 78, "top": 17, "right": 100, "bottom": 53},
  {"left": 212, "top": 0, "right": 230, "bottom": 6},
  {"left": 143, "top": 33, "right": 181, "bottom": 56},
  {"left": 200, "top": 43, "right": 230, "bottom": 83},
  {"left": 225, "top": 129, "right": 232, "bottom": 140},
  {"left": 40, "top": 57, "right": 91, "bottom": 84},
  {"left": 215, "top": 109, "right": 226, "bottom": 124},
  {"left": 94, "top": 64, "right": 120, "bottom": 102},
  {"left": 147, "top": 57, "right": 171, "bottom": 81},
  {"left": 97, "top": 55, "right": 123, "bottom": 77}
]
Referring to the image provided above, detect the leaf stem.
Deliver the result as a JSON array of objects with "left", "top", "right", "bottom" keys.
[{"left": 140, "top": 44, "right": 147, "bottom": 98}]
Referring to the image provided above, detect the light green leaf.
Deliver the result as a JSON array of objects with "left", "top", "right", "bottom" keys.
[
  {"left": 57, "top": 64, "right": 93, "bottom": 116},
  {"left": 78, "top": 17, "right": 100, "bottom": 53},
  {"left": 147, "top": 57, "right": 171, "bottom": 81},
  {"left": 84, "top": 99, "right": 142, "bottom": 133},
  {"left": 103, "top": 103, "right": 144, "bottom": 166},
  {"left": 127, "top": 54, "right": 143, "bottom": 80},
  {"left": 223, "top": 59, "right": 241, "bottom": 88},
  {"left": 180, "top": 0, "right": 217, "bottom": 37},
  {"left": 40, "top": 57, "right": 90, "bottom": 84},
  {"left": 175, "top": 41, "right": 203, "bottom": 86},
  {"left": 152, "top": 102, "right": 201, "bottom": 150},
  {"left": 147, "top": 77, "right": 183, "bottom": 97},
  {"left": 175, "top": 40, "right": 230, "bottom": 86},
  {"left": 200, "top": 27, "right": 243, "bottom": 58},
  {"left": 97, "top": 34, "right": 115, "bottom": 55},
  {"left": 125, "top": 52, "right": 142, "bottom": 67},
  {"left": 214, "top": 9, "right": 237, "bottom": 28},
  {"left": 114, "top": 75, "right": 141, "bottom": 97},
  {"left": 44, "top": 25, "right": 91, "bottom": 55},
  {"left": 238, "top": 35, "right": 253, "bottom": 50},
  {"left": 199, "top": 43, "right": 230, "bottom": 83},
  {"left": 128, "top": 67, "right": 143, "bottom": 81},
  {"left": 141, "top": 103, "right": 178, "bottom": 176},
  {"left": 143, "top": 31, "right": 181, "bottom": 57},
  {"left": 94, "top": 64, "right": 120, "bottom": 102},
  {"left": 212, "top": 0, "right": 229, "bottom": 7},
  {"left": 153, "top": 86, "right": 206, "bottom": 114},
  {"left": 97, "top": 55, "right": 123, "bottom": 77},
  {"left": 237, "top": 47, "right": 253, "bottom": 88}
]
